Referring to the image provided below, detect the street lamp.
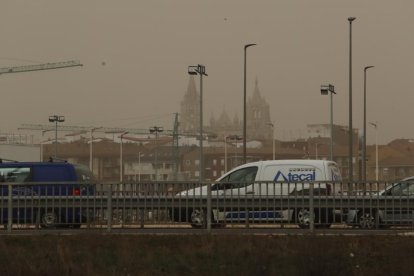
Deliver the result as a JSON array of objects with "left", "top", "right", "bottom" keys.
[
  {"left": 224, "top": 135, "right": 242, "bottom": 172},
  {"left": 138, "top": 152, "right": 143, "bottom": 182},
  {"left": 243, "top": 43, "right": 257, "bottom": 164},
  {"left": 348, "top": 17, "right": 356, "bottom": 182},
  {"left": 321, "top": 84, "right": 336, "bottom": 161},
  {"left": 89, "top": 127, "right": 102, "bottom": 173},
  {"left": 149, "top": 126, "right": 164, "bottom": 181},
  {"left": 315, "top": 143, "right": 319, "bottom": 159},
  {"left": 40, "top": 130, "right": 52, "bottom": 161},
  {"left": 369, "top": 122, "right": 379, "bottom": 181},
  {"left": 267, "top": 122, "right": 275, "bottom": 160},
  {"left": 233, "top": 135, "right": 243, "bottom": 167},
  {"left": 119, "top": 131, "right": 128, "bottom": 182},
  {"left": 48, "top": 115, "right": 65, "bottom": 158},
  {"left": 188, "top": 64, "right": 208, "bottom": 182},
  {"left": 363, "top": 66, "right": 374, "bottom": 182},
  {"left": 224, "top": 136, "right": 228, "bottom": 173}
]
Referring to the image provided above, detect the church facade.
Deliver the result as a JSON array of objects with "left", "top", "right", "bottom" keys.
[{"left": 180, "top": 76, "right": 272, "bottom": 141}]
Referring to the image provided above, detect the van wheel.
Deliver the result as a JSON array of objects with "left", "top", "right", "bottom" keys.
[
  {"left": 40, "top": 211, "right": 58, "bottom": 228},
  {"left": 190, "top": 209, "right": 207, "bottom": 228},
  {"left": 296, "top": 208, "right": 313, "bottom": 229}
]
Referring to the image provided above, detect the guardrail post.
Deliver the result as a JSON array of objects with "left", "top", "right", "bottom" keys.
[
  {"left": 7, "top": 184, "right": 12, "bottom": 233},
  {"left": 140, "top": 209, "right": 145, "bottom": 229},
  {"left": 309, "top": 182, "right": 314, "bottom": 233},
  {"left": 107, "top": 184, "right": 112, "bottom": 233},
  {"left": 412, "top": 210, "right": 414, "bottom": 230},
  {"left": 207, "top": 182, "right": 211, "bottom": 234},
  {"left": 245, "top": 184, "right": 251, "bottom": 229}
]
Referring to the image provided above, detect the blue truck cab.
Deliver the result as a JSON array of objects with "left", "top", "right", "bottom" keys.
[{"left": 0, "top": 160, "right": 95, "bottom": 228}]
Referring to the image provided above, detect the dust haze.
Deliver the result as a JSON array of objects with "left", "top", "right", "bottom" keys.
[{"left": 1, "top": 0, "right": 413, "bottom": 144}]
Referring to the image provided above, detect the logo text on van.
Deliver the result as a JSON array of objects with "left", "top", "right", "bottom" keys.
[{"left": 273, "top": 169, "right": 316, "bottom": 182}]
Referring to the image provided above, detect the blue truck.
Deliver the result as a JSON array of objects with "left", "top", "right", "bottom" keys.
[{"left": 0, "top": 160, "right": 95, "bottom": 228}]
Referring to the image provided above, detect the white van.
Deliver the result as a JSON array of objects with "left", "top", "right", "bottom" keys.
[{"left": 173, "top": 160, "right": 342, "bottom": 228}]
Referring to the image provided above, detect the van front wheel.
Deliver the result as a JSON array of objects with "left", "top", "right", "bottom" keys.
[{"left": 190, "top": 209, "right": 207, "bottom": 228}]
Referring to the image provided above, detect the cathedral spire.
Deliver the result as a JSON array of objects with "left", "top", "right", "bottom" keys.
[
  {"left": 251, "top": 76, "right": 262, "bottom": 101},
  {"left": 186, "top": 75, "right": 198, "bottom": 98},
  {"left": 180, "top": 75, "right": 200, "bottom": 133}
]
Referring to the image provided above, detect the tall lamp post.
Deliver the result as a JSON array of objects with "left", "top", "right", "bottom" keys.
[
  {"left": 348, "top": 17, "right": 356, "bottom": 182},
  {"left": 138, "top": 152, "right": 143, "bottom": 182},
  {"left": 362, "top": 66, "right": 374, "bottom": 182},
  {"left": 243, "top": 43, "right": 257, "bottom": 164},
  {"left": 48, "top": 115, "right": 65, "bottom": 158},
  {"left": 321, "top": 84, "right": 336, "bottom": 161},
  {"left": 149, "top": 126, "right": 163, "bottom": 181},
  {"left": 369, "top": 122, "right": 379, "bottom": 181},
  {"left": 224, "top": 136, "right": 229, "bottom": 173},
  {"left": 188, "top": 65, "right": 207, "bottom": 182},
  {"left": 89, "top": 127, "right": 102, "bottom": 173},
  {"left": 224, "top": 135, "right": 242, "bottom": 172},
  {"left": 119, "top": 131, "right": 128, "bottom": 182},
  {"left": 40, "top": 130, "right": 52, "bottom": 161},
  {"left": 267, "top": 122, "right": 275, "bottom": 160}
]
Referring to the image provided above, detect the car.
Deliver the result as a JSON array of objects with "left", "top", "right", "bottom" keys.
[
  {"left": 0, "top": 160, "right": 95, "bottom": 228},
  {"left": 346, "top": 176, "right": 414, "bottom": 229}
]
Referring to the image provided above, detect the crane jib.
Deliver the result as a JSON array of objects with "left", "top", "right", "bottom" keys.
[{"left": 0, "top": 61, "right": 82, "bottom": 75}]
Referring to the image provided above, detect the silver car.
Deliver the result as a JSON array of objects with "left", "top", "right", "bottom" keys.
[{"left": 347, "top": 177, "right": 414, "bottom": 229}]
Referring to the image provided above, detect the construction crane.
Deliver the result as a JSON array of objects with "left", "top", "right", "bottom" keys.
[{"left": 0, "top": 60, "right": 82, "bottom": 75}]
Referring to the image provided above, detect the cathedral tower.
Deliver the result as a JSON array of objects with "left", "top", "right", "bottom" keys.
[
  {"left": 246, "top": 78, "right": 272, "bottom": 140},
  {"left": 180, "top": 76, "right": 199, "bottom": 134}
]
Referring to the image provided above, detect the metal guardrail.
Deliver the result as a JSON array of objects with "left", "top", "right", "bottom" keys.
[{"left": 0, "top": 181, "right": 413, "bottom": 233}]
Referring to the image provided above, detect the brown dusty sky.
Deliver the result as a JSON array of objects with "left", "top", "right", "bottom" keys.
[{"left": 1, "top": 0, "right": 413, "bottom": 144}]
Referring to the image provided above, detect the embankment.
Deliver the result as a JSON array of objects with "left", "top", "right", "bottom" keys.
[{"left": 0, "top": 234, "right": 413, "bottom": 275}]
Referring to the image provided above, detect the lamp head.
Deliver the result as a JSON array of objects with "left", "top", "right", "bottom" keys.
[
  {"left": 348, "top": 17, "right": 356, "bottom": 22},
  {"left": 188, "top": 65, "right": 198, "bottom": 75},
  {"left": 321, "top": 86, "right": 329, "bottom": 95},
  {"left": 244, "top": 43, "right": 257, "bottom": 49}
]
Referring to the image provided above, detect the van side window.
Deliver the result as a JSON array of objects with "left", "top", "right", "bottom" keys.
[
  {"left": 0, "top": 167, "right": 31, "bottom": 182},
  {"left": 220, "top": 166, "right": 258, "bottom": 183}
]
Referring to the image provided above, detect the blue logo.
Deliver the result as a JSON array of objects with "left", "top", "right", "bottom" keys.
[{"left": 274, "top": 170, "right": 316, "bottom": 182}]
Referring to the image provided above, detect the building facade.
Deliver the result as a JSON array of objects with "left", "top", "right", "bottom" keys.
[{"left": 180, "top": 76, "right": 272, "bottom": 141}]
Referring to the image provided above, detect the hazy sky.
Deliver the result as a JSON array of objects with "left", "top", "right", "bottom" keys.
[{"left": 1, "top": 0, "right": 413, "bottom": 144}]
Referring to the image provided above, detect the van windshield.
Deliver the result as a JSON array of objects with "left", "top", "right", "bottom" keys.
[
  {"left": 0, "top": 167, "right": 31, "bottom": 182},
  {"left": 74, "top": 165, "right": 95, "bottom": 182}
]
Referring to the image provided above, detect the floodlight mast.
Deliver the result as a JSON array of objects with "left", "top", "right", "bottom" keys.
[{"left": 187, "top": 64, "right": 207, "bottom": 183}]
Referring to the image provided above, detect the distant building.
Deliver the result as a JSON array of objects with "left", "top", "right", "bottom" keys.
[
  {"left": 307, "top": 123, "right": 358, "bottom": 146},
  {"left": 180, "top": 76, "right": 272, "bottom": 141},
  {"left": 0, "top": 144, "right": 40, "bottom": 162},
  {"left": 246, "top": 78, "right": 272, "bottom": 141}
]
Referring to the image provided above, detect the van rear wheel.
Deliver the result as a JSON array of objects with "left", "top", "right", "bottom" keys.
[
  {"left": 40, "top": 210, "right": 58, "bottom": 228},
  {"left": 296, "top": 208, "right": 312, "bottom": 229}
]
